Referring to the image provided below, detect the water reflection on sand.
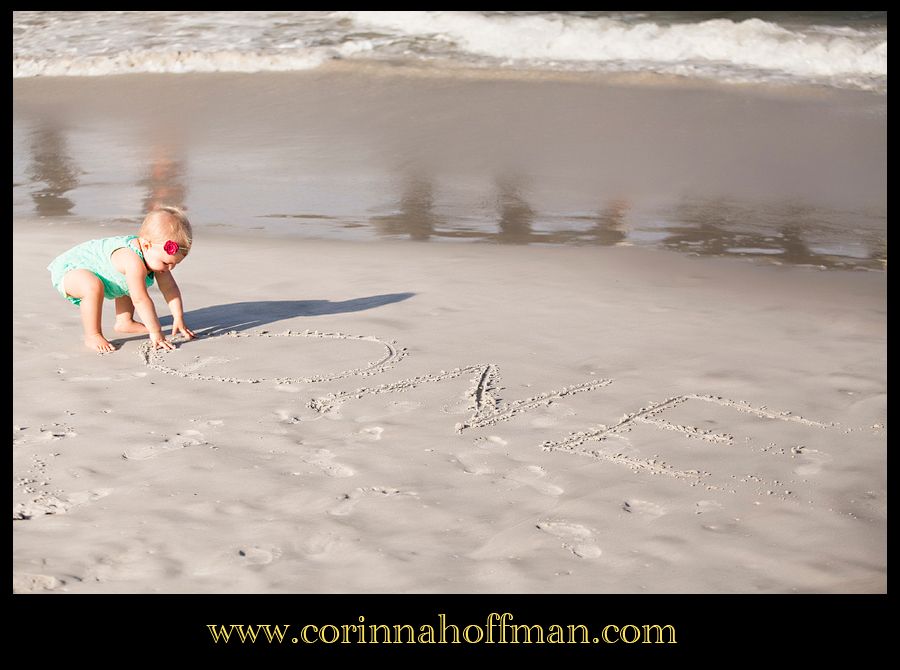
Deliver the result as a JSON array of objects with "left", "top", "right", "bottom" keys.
[
  {"left": 14, "top": 125, "right": 885, "bottom": 271},
  {"left": 359, "top": 168, "right": 884, "bottom": 269},
  {"left": 13, "top": 73, "right": 887, "bottom": 270},
  {"left": 24, "top": 122, "right": 78, "bottom": 217}
]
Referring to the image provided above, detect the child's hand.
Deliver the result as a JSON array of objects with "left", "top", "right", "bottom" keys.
[
  {"left": 150, "top": 332, "right": 175, "bottom": 351},
  {"left": 171, "top": 321, "right": 196, "bottom": 341}
]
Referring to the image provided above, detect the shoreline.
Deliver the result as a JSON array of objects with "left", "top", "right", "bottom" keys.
[
  {"left": 14, "top": 68, "right": 886, "bottom": 270},
  {"left": 13, "top": 213, "right": 888, "bottom": 274},
  {"left": 15, "top": 56, "right": 889, "bottom": 98}
]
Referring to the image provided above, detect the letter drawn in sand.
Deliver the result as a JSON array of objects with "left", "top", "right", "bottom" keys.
[
  {"left": 139, "top": 329, "right": 407, "bottom": 384},
  {"left": 540, "top": 393, "right": 836, "bottom": 486},
  {"left": 308, "top": 362, "right": 612, "bottom": 434},
  {"left": 135, "top": 329, "right": 845, "bottom": 494}
]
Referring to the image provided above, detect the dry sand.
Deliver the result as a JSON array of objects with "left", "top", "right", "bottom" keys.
[{"left": 13, "top": 217, "right": 886, "bottom": 594}]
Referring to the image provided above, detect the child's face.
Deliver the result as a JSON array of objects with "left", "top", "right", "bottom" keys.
[{"left": 142, "top": 238, "right": 186, "bottom": 273}]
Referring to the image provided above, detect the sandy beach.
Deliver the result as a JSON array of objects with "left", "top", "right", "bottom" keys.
[
  {"left": 12, "top": 24, "right": 888, "bottom": 598},
  {"left": 13, "top": 210, "right": 886, "bottom": 593}
]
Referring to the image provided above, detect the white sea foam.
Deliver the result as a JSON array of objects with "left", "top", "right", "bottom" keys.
[
  {"left": 13, "top": 11, "right": 886, "bottom": 91},
  {"left": 14, "top": 49, "right": 332, "bottom": 78},
  {"left": 345, "top": 11, "right": 886, "bottom": 88},
  {"left": 12, "top": 11, "right": 367, "bottom": 78}
]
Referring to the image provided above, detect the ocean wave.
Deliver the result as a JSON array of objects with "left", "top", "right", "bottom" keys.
[
  {"left": 345, "top": 11, "right": 887, "bottom": 86},
  {"left": 13, "top": 10, "right": 886, "bottom": 90},
  {"left": 15, "top": 51, "right": 320, "bottom": 78},
  {"left": 13, "top": 42, "right": 378, "bottom": 78}
]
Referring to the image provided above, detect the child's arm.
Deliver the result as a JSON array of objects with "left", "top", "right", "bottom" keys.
[
  {"left": 155, "top": 270, "right": 196, "bottom": 341},
  {"left": 113, "top": 249, "right": 173, "bottom": 350}
]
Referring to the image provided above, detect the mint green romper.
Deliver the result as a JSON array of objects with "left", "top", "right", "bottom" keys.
[{"left": 48, "top": 235, "right": 155, "bottom": 306}]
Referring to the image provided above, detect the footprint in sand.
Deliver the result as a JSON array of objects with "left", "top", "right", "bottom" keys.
[
  {"left": 791, "top": 447, "right": 832, "bottom": 476},
  {"left": 122, "top": 430, "right": 206, "bottom": 460},
  {"left": 852, "top": 490, "right": 887, "bottom": 520},
  {"left": 65, "top": 465, "right": 102, "bottom": 480},
  {"left": 530, "top": 403, "right": 577, "bottom": 428},
  {"left": 621, "top": 499, "right": 667, "bottom": 519},
  {"left": 473, "top": 435, "right": 509, "bottom": 449},
  {"left": 360, "top": 402, "right": 424, "bottom": 422},
  {"left": 328, "top": 486, "right": 417, "bottom": 516},
  {"left": 176, "top": 355, "right": 234, "bottom": 374},
  {"left": 455, "top": 452, "right": 493, "bottom": 476},
  {"left": 388, "top": 400, "right": 423, "bottom": 414},
  {"left": 13, "top": 488, "right": 112, "bottom": 520},
  {"left": 12, "top": 573, "right": 65, "bottom": 593},
  {"left": 13, "top": 425, "right": 78, "bottom": 446},
  {"left": 66, "top": 489, "right": 113, "bottom": 506},
  {"left": 455, "top": 453, "right": 563, "bottom": 496},
  {"left": 508, "top": 465, "right": 564, "bottom": 497},
  {"left": 13, "top": 495, "right": 70, "bottom": 520},
  {"left": 694, "top": 500, "right": 724, "bottom": 515},
  {"left": 190, "top": 545, "right": 281, "bottom": 577},
  {"left": 235, "top": 545, "right": 281, "bottom": 566},
  {"left": 536, "top": 521, "right": 602, "bottom": 558},
  {"left": 357, "top": 426, "right": 384, "bottom": 441},
  {"left": 12, "top": 425, "right": 28, "bottom": 443},
  {"left": 298, "top": 531, "right": 349, "bottom": 558},
  {"left": 292, "top": 448, "right": 354, "bottom": 478},
  {"left": 274, "top": 408, "right": 320, "bottom": 424}
]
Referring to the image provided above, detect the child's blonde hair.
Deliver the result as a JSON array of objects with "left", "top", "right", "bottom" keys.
[{"left": 140, "top": 205, "right": 193, "bottom": 257}]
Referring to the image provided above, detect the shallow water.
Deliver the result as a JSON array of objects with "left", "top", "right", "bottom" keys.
[{"left": 13, "top": 67, "right": 886, "bottom": 270}]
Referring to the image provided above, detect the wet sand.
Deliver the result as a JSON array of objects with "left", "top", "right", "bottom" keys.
[{"left": 13, "top": 65, "right": 886, "bottom": 268}]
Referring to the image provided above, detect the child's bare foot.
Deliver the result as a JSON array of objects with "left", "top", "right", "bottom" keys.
[
  {"left": 114, "top": 319, "right": 149, "bottom": 335},
  {"left": 84, "top": 333, "right": 116, "bottom": 353}
]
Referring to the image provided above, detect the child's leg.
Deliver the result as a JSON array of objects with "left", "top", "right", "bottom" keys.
[
  {"left": 114, "top": 296, "right": 149, "bottom": 334},
  {"left": 62, "top": 269, "right": 115, "bottom": 353}
]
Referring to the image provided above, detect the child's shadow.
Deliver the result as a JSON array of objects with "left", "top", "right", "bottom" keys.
[{"left": 158, "top": 292, "right": 415, "bottom": 337}]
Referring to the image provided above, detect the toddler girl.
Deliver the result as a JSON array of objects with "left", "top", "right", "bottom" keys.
[{"left": 48, "top": 206, "right": 196, "bottom": 353}]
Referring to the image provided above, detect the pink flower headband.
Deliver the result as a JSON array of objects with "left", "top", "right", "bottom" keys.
[{"left": 163, "top": 240, "right": 179, "bottom": 256}]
